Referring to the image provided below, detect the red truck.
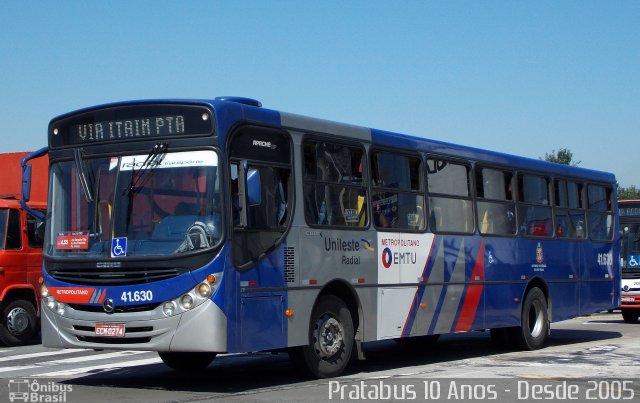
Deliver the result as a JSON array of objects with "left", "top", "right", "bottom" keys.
[{"left": 0, "top": 151, "right": 47, "bottom": 346}]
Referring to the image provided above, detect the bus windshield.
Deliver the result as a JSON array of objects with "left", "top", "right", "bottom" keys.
[
  {"left": 621, "top": 222, "right": 640, "bottom": 270},
  {"left": 46, "top": 149, "right": 222, "bottom": 258}
]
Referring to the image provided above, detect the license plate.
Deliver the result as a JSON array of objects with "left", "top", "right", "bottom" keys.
[
  {"left": 621, "top": 296, "right": 635, "bottom": 303},
  {"left": 95, "top": 323, "right": 125, "bottom": 337}
]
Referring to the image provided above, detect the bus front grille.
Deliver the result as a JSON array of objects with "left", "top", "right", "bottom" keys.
[
  {"left": 68, "top": 303, "right": 160, "bottom": 313},
  {"left": 48, "top": 267, "right": 184, "bottom": 285}
]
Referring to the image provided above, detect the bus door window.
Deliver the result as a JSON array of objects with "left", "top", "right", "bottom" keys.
[
  {"left": 517, "top": 174, "right": 552, "bottom": 237},
  {"left": 229, "top": 127, "right": 292, "bottom": 268},
  {"left": 621, "top": 223, "right": 640, "bottom": 268}
]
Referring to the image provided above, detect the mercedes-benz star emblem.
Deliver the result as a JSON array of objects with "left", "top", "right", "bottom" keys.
[
  {"left": 103, "top": 298, "right": 115, "bottom": 314},
  {"left": 623, "top": 285, "right": 630, "bottom": 292}
]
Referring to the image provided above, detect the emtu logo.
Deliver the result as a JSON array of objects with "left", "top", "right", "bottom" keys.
[
  {"left": 381, "top": 247, "right": 418, "bottom": 269},
  {"left": 382, "top": 247, "right": 393, "bottom": 269}
]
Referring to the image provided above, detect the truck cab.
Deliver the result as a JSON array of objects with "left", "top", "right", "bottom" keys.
[{"left": 0, "top": 195, "right": 46, "bottom": 346}]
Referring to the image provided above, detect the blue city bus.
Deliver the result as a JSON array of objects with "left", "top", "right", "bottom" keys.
[
  {"left": 619, "top": 200, "right": 640, "bottom": 322},
  {"left": 22, "top": 97, "right": 620, "bottom": 378}
]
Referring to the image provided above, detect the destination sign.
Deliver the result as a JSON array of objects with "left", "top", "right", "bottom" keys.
[
  {"left": 49, "top": 104, "right": 214, "bottom": 148},
  {"left": 72, "top": 115, "right": 185, "bottom": 142},
  {"left": 620, "top": 204, "right": 640, "bottom": 217}
]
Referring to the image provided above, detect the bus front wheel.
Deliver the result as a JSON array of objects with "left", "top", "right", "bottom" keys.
[
  {"left": 289, "top": 295, "right": 354, "bottom": 379},
  {"left": 510, "top": 287, "right": 549, "bottom": 350},
  {"left": 158, "top": 352, "right": 217, "bottom": 371}
]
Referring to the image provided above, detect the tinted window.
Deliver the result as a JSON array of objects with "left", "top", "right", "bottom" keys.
[
  {"left": 427, "top": 158, "right": 473, "bottom": 233},
  {"left": 303, "top": 140, "right": 368, "bottom": 228},
  {"left": 372, "top": 152, "right": 424, "bottom": 231}
]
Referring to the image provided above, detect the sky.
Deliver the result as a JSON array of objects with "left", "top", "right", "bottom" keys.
[{"left": 1, "top": 2, "right": 638, "bottom": 186}]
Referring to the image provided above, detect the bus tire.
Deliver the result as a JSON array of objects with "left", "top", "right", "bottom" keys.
[
  {"left": 158, "top": 352, "right": 216, "bottom": 371},
  {"left": 622, "top": 310, "right": 639, "bottom": 323},
  {"left": 509, "top": 287, "right": 549, "bottom": 350},
  {"left": 289, "top": 295, "right": 354, "bottom": 379},
  {"left": 0, "top": 299, "right": 38, "bottom": 347}
]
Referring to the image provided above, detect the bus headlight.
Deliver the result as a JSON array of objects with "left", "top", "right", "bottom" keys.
[
  {"left": 56, "top": 302, "right": 66, "bottom": 315},
  {"left": 180, "top": 294, "right": 194, "bottom": 310},
  {"left": 160, "top": 272, "right": 221, "bottom": 317},
  {"left": 197, "top": 283, "right": 212, "bottom": 298},
  {"left": 163, "top": 301, "right": 177, "bottom": 317},
  {"left": 46, "top": 298, "right": 56, "bottom": 310},
  {"left": 41, "top": 284, "right": 50, "bottom": 298}
]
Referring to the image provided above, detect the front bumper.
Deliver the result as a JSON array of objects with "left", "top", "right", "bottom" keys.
[{"left": 42, "top": 298, "right": 227, "bottom": 352}]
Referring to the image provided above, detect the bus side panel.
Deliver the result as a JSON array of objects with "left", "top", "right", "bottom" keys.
[
  {"left": 580, "top": 242, "right": 618, "bottom": 315},
  {"left": 226, "top": 243, "right": 288, "bottom": 353},
  {"left": 483, "top": 238, "right": 523, "bottom": 329},
  {"left": 402, "top": 236, "right": 487, "bottom": 337},
  {"left": 544, "top": 241, "right": 581, "bottom": 322}
]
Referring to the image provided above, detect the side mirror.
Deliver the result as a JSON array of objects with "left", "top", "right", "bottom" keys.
[
  {"left": 247, "top": 169, "right": 262, "bottom": 206},
  {"left": 20, "top": 147, "right": 48, "bottom": 221},
  {"left": 22, "top": 164, "right": 32, "bottom": 203},
  {"left": 237, "top": 161, "right": 261, "bottom": 228}
]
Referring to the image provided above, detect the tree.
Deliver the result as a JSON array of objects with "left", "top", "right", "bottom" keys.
[
  {"left": 618, "top": 185, "right": 640, "bottom": 200},
  {"left": 541, "top": 148, "right": 581, "bottom": 166}
]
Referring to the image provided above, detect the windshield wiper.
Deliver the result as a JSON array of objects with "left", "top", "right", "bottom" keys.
[
  {"left": 122, "top": 143, "right": 168, "bottom": 196},
  {"left": 73, "top": 148, "right": 94, "bottom": 202}
]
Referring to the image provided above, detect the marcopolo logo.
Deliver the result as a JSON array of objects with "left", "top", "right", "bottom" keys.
[{"left": 8, "top": 379, "right": 72, "bottom": 402}]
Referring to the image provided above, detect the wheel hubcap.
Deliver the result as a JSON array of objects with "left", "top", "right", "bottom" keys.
[
  {"left": 313, "top": 314, "right": 344, "bottom": 359},
  {"left": 7, "top": 307, "right": 29, "bottom": 335},
  {"left": 528, "top": 300, "right": 544, "bottom": 338}
]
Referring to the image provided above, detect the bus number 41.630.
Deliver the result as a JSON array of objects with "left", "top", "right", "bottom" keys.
[{"left": 121, "top": 290, "right": 153, "bottom": 303}]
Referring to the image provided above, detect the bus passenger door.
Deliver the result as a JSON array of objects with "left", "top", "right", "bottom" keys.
[{"left": 228, "top": 127, "right": 293, "bottom": 352}]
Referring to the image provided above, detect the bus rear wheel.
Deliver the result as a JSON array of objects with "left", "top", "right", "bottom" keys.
[
  {"left": 509, "top": 287, "right": 549, "bottom": 350},
  {"left": 0, "top": 299, "right": 38, "bottom": 347},
  {"left": 289, "top": 295, "right": 354, "bottom": 379},
  {"left": 158, "top": 352, "right": 216, "bottom": 371},
  {"left": 622, "top": 310, "right": 639, "bottom": 323}
]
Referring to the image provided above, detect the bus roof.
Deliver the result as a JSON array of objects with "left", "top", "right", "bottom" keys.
[{"left": 50, "top": 97, "right": 616, "bottom": 185}]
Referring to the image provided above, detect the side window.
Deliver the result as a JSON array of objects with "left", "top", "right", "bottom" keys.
[
  {"left": 554, "top": 180, "right": 586, "bottom": 239},
  {"left": 371, "top": 151, "right": 424, "bottom": 231},
  {"left": 303, "top": 140, "right": 367, "bottom": 228},
  {"left": 5, "top": 209, "right": 22, "bottom": 250},
  {"left": 587, "top": 184, "right": 614, "bottom": 241},
  {"left": 517, "top": 174, "right": 552, "bottom": 237},
  {"left": 229, "top": 127, "right": 293, "bottom": 268},
  {"left": 476, "top": 168, "right": 516, "bottom": 236},
  {"left": 426, "top": 158, "right": 473, "bottom": 233},
  {"left": 27, "top": 212, "right": 46, "bottom": 248}
]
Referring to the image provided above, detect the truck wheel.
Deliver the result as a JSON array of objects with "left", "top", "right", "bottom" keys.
[
  {"left": 622, "top": 310, "right": 639, "bottom": 323},
  {"left": 509, "top": 287, "right": 549, "bottom": 350},
  {"left": 0, "top": 300, "right": 38, "bottom": 346},
  {"left": 158, "top": 352, "right": 216, "bottom": 370},
  {"left": 289, "top": 295, "right": 354, "bottom": 378}
]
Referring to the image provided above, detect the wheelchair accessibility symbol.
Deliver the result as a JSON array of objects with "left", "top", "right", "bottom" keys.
[
  {"left": 629, "top": 255, "right": 640, "bottom": 267},
  {"left": 111, "top": 237, "right": 127, "bottom": 258}
]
